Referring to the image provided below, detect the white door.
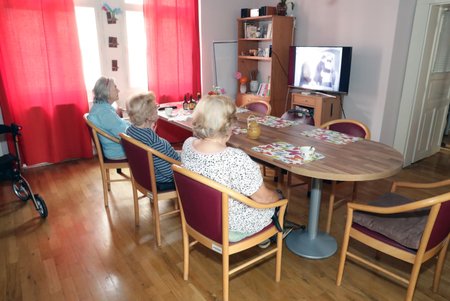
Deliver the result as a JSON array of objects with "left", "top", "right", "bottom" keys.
[{"left": 412, "top": 5, "right": 450, "bottom": 163}]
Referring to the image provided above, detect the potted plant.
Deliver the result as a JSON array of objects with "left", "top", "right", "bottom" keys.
[{"left": 277, "top": 0, "right": 294, "bottom": 16}]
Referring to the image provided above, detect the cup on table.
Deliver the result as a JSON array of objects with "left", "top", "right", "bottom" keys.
[
  {"left": 300, "top": 146, "right": 316, "bottom": 160},
  {"left": 165, "top": 107, "right": 173, "bottom": 117}
]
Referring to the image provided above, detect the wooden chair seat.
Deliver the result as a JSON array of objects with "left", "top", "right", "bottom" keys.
[
  {"left": 320, "top": 118, "right": 371, "bottom": 233},
  {"left": 337, "top": 179, "right": 450, "bottom": 301},
  {"left": 120, "top": 133, "right": 180, "bottom": 247},
  {"left": 83, "top": 113, "right": 130, "bottom": 207},
  {"left": 172, "top": 164, "right": 288, "bottom": 301}
]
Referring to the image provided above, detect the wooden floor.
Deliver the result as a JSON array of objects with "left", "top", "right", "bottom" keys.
[{"left": 1, "top": 148, "right": 449, "bottom": 301}]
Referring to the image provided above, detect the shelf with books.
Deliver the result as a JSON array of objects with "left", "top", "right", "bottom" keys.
[{"left": 236, "top": 15, "right": 294, "bottom": 117}]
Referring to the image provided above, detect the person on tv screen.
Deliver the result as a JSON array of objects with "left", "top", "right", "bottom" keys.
[{"left": 314, "top": 51, "right": 336, "bottom": 88}]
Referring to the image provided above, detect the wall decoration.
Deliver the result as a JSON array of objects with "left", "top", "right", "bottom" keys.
[
  {"left": 108, "top": 37, "right": 118, "bottom": 48},
  {"left": 112, "top": 60, "right": 119, "bottom": 71},
  {"left": 102, "top": 3, "right": 122, "bottom": 24}
]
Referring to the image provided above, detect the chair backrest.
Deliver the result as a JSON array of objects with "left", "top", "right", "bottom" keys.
[
  {"left": 426, "top": 198, "right": 450, "bottom": 251},
  {"left": 320, "top": 119, "right": 370, "bottom": 139},
  {"left": 120, "top": 133, "right": 155, "bottom": 193},
  {"left": 172, "top": 164, "right": 224, "bottom": 244},
  {"left": 243, "top": 101, "right": 272, "bottom": 115},
  {"left": 84, "top": 113, "right": 113, "bottom": 162}
]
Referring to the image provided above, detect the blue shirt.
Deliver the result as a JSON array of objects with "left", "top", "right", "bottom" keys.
[
  {"left": 126, "top": 125, "right": 180, "bottom": 183},
  {"left": 88, "top": 101, "right": 130, "bottom": 159}
]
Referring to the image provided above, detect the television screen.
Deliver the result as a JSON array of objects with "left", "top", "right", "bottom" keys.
[{"left": 288, "top": 46, "right": 352, "bottom": 94}]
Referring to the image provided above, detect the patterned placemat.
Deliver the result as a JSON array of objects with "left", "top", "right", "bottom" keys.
[
  {"left": 300, "top": 128, "right": 362, "bottom": 144},
  {"left": 251, "top": 141, "right": 325, "bottom": 165},
  {"left": 251, "top": 116, "right": 299, "bottom": 128}
]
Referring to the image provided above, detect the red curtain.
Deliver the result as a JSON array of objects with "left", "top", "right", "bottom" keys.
[
  {"left": 0, "top": 0, "right": 92, "bottom": 165},
  {"left": 143, "top": 0, "right": 201, "bottom": 143}
]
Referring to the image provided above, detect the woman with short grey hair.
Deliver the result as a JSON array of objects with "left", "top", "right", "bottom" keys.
[{"left": 88, "top": 76, "right": 129, "bottom": 159}]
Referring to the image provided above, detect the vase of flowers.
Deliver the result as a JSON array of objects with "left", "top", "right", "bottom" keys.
[{"left": 235, "top": 71, "right": 249, "bottom": 94}]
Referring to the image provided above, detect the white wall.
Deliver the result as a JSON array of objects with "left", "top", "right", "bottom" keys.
[{"left": 199, "top": 0, "right": 417, "bottom": 144}]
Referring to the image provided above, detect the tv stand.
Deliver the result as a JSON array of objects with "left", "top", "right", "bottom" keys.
[{"left": 291, "top": 92, "right": 341, "bottom": 126}]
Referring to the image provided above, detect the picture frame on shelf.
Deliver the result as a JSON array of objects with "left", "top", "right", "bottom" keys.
[{"left": 245, "top": 22, "right": 258, "bottom": 38}]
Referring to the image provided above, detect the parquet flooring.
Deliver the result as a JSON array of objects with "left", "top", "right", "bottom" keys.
[{"left": 0, "top": 149, "right": 449, "bottom": 300}]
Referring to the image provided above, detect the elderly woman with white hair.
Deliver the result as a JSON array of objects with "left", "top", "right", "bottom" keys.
[
  {"left": 88, "top": 76, "right": 130, "bottom": 160},
  {"left": 181, "top": 95, "right": 282, "bottom": 243}
]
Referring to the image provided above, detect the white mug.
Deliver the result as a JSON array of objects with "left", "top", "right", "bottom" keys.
[
  {"left": 300, "top": 146, "right": 316, "bottom": 160},
  {"left": 165, "top": 107, "right": 173, "bottom": 117}
]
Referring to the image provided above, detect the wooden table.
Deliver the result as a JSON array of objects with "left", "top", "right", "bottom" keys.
[{"left": 158, "top": 104, "right": 404, "bottom": 259}]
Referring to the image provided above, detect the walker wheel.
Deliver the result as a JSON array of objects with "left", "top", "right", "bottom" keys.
[
  {"left": 34, "top": 195, "right": 48, "bottom": 218},
  {"left": 12, "top": 179, "right": 31, "bottom": 201}
]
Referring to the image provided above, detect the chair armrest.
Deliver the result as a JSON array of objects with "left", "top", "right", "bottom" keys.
[
  {"left": 229, "top": 189, "right": 288, "bottom": 210},
  {"left": 347, "top": 192, "right": 450, "bottom": 214},
  {"left": 391, "top": 179, "right": 450, "bottom": 192}
]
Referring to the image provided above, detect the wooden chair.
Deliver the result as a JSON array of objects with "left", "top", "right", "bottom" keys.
[
  {"left": 120, "top": 133, "right": 180, "bottom": 247},
  {"left": 172, "top": 164, "right": 288, "bottom": 301},
  {"left": 337, "top": 179, "right": 450, "bottom": 301},
  {"left": 320, "top": 118, "right": 371, "bottom": 233},
  {"left": 83, "top": 113, "right": 130, "bottom": 207},
  {"left": 242, "top": 100, "right": 272, "bottom": 115}
]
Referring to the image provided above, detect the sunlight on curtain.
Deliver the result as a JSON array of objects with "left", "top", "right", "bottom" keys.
[
  {"left": 75, "top": 6, "right": 101, "bottom": 100},
  {"left": 126, "top": 11, "right": 148, "bottom": 89}
]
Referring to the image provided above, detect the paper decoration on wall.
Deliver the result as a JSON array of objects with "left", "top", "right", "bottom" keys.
[
  {"left": 112, "top": 60, "right": 119, "bottom": 71},
  {"left": 108, "top": 37, "right": 118, "bottom": 48},
  {"left": 102, "top": 3, "right": 122, "bottom": 24}
]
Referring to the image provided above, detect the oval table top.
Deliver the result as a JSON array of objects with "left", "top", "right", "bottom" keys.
[
  {"left": 158, "top": 106, "right": 404, "bottom": 182},
  {"left": 230, "top": 112, "right": 404, "bottom": 182}
]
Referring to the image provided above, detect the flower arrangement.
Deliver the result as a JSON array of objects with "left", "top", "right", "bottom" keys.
[
  {"left": 208, "top": 86, "right": 226, "bottom": 95},
  {"left": 235, "top": 71, "right": 248, "bottom": 84}
]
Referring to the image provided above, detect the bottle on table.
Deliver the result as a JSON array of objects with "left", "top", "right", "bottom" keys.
[{"left": 182, "top": 94, "right": 189, "bottom": 110}]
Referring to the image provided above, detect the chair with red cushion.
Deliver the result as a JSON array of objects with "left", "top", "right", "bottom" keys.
[
  {"left": 337, "top": 179, "right": 450, "bottom": 301},
  {"left": 320, "top": 119, "right": 371, "bottom": 233},
  {"left": 172, "top": 164, "right": 288, "bottom": 301},
  {"left": 242, "top": 100, "right": 271, "bottom": 115},
  {"left": 83, "top": 113, "right": 130, "bottom": 208},
  {"left": 120, "top": 133, "right": 180, "bottom": 247}
]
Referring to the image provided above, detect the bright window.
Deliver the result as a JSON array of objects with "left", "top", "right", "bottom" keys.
[
  {"left": 126, "top": 11, "right": 148, "bottom": 89},
  {"left": 74, "top": 6, "right": 101, "bottom": 97}
]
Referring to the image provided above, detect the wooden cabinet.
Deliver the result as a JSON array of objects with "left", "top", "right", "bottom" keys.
[
  {"left": 236, "top": 16, "right": 294, "bottom": 117},
  {"left": 291, "top": 93, "right": 342, "bottom": 126}
]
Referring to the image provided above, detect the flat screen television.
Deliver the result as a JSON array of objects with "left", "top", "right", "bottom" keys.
[{"left": 288, "top": 46, "right": 352, "bottom": 94}]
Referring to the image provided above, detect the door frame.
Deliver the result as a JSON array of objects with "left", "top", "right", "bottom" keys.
[{"left": 394, "top": 0, "right": 450, "bottom": 166}]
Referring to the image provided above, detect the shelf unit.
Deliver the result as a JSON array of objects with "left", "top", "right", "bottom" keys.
[{"left": 236, "top": 15, "right": 294, "bottom": 117}]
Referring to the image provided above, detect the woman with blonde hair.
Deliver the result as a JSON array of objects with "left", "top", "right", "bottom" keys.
[
  {"left": 181, "top": 95, "right": 280, "bottom": 242},
  {"left": 126, "top": 92, "right": 180, "bottom": 189}
]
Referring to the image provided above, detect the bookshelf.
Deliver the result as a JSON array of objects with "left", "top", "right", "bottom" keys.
[{"left": 236, "top": 15, "right": 294, "bottom": 117}]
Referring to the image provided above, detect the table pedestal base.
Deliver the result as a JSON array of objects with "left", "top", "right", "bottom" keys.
[{"left": 285, "top": 228, "right": 337, "bottom": 259}]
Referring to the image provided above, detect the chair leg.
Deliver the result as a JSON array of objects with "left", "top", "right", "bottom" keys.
[
  {"left": 326, "top": 181, "right": 337, "bottom": 234},
  {"left": 336, "top": 210, "right": 353, "bottom": 286},
  {"left": 433, "top": 238, "right": 449, "bottom": 292},
  {"left": 100, "top": 168, "right": 109, "bottom": 207},
  {"left": 153, "top": 198, "right": 162, "bottom": 247},
  {"left": 223, "top": 253, "right": 230, "bottom": 301},
  {"left": 276, "top": 231, "right": 282, "bottom": 282},
  {"left": 132, "top": 185, "right": 140, "bottom": 226},
  {"left": 351, "top": 182, "right": 358, "bottom": 201},
  {"left": 182, "top": 228, "right": 189, "bottom": 280},
  {"left": 406, "top": 260, "right": 423, "bottom": 301}
]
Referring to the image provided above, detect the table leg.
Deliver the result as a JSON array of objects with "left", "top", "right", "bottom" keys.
[{"left": 286, "top": 178, "right": 337, "bottom": 259}]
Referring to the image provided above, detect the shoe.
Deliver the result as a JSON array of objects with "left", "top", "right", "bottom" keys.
[{"left": 258, "top": 227, "right": 294, "bottom": 249}]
